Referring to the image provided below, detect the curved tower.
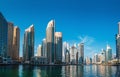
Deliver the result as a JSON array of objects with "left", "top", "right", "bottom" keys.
[
  {"left": 46, "top": 20, "right": 55, "bottom": 64},
  {"left": 23, "top": 24, "right": 34, "bottom": 62}
]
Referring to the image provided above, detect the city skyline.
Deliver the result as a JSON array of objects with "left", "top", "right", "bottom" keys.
[{"left": 1, "top": 0, "right": 120, "bottom": 57}]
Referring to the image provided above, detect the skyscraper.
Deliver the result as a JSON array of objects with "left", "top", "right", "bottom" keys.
[
  {"left": 0, "top": 12, "right": 8, "bottom": 58},
  {"left": 62, "top": 42, "right": 70, "bottom": 63},
  {"left": 12, "top": 26, "right": 20, "bottom": 60},
  {"left": 65, "top": 50, "right": 70, "bottom": 64},
  {"left": 42, "top": 38, "right": 47, "bottom": 57},
  {"left": 116, "top": 22, "right": 120, "bottom": 63},
  {"left": 70, "top": 46, "right": 78, "bottom": 64},
  {"left": 46, "top": 20, "right": 55, "bottom": 64},
  {"left": 100, "top": 49, "right": 106, "bottom": 63},
  {"left": 85, "top": 57, "right": 91, "bottom": 65},
  {"left": 78, "top": 43, "right": 84, "bottom": 64},
  {"left": 23, "top": 24, "right": 34, "bottom": 62},
  {"left": 37, "top": 44, "right": 42, "bottom": 57},
  {"left": 93, "top": 53, "right": 99, "bottom": 64},
  {"left": 106, "top": 45, "right": 112, "bottom": 62},
  {"left": 55, "top": 32, "right": 62, "bottom": 63},
  {"left": 7, "top": 22, "right": 14, "bottom": 58},
  {"left": 62, "top": 42, "right": 67, "bottom": 62}
]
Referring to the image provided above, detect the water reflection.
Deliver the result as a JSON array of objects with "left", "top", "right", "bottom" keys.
[
  {"left": 116, "top": 66, "right": 120, "bottom": 77},
  {"left": 46, "top": 66, "right": 62, "bottom": 77},
  {"left": 20, "top": 65, "right": 34, "bottom": 77},
  {"left": 85, "top": 65, "right": 116, "bottom": 77},
  {"left": 85, "top": 65, "right": 93, "bottom": 77},
  {"left": 63, "top": 65, "right": 83, "bottom": 77},
  {"left": 105, "top": 66, "right": 112, "bottom": 77},
  {"left": 34, "top": 66, "right": 47, "bottom": 77},
  {"left": 0, "top": 65, "right": 19, "bottom": 77},
  {"left": 98, "top": 65, "right": 112, "bottom": 77},
  {"left": 76, "top": 66, "right": 83, "bottom": 77},
  {"left": 0, "top": 65, "right": 119, "bottom": 77}
]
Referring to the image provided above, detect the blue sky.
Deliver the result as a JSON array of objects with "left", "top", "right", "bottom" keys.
[{"left": 0, "top": 0, "right": 120, "bottom": 57}]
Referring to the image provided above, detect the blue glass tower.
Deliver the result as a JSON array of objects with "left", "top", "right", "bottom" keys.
[{"left": 0, "top": 12, "right": 8, "bottom": 58}]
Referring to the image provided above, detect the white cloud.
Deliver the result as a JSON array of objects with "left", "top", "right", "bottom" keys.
[
  {"left": 78, "top": 35, "right": 95, "bottom": 45},
  {"left": 78, "top": 35, "right": 97, "bottom": 58}
]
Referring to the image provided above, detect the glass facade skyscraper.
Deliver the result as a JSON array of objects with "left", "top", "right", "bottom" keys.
[
  {"left": 55, "top": 32, "right": 62, "bottom": 63},
  {"left": 42, "top": 38, "right": 47, "bottom": 57},
  {"left": 116, "top": 22, "right": 120, "bottom": 63},
  {"left": 46, "top": 20, "right": 55, "bottom": 64},
  {"left": 78, "top": 43, "right": 84, "bottom": 64},
  {"left": 0, "top": 12, "right": 8, "bottom": 58},
  {"left": 23, "top": 25, "right": 34, "bottom": 62},
  {"left": 106, "top": 45, "right": 112, "bottom": 62},
  {"left": 100, "top": 49, "right": 106, "bottom": 63}
]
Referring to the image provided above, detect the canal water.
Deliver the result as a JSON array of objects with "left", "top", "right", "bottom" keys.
[{"left": 0, "top": 65, "right": 119, "bottom": 77}]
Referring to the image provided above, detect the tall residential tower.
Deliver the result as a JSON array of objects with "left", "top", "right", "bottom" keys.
[
  {"left": 37, "top": 44, "right": 42, "bottom": 57},
  {"left": 7, "top": 22, "right": 14, "bottom": 58},
  {"left": 106, "top": 45, "right": 112, "bottom": 62},
  {"left": 116, "top": 22, "right": 120, "bottom": 63},
  {"left": 46, "top": 20, "right": 55, "bottom": 64},
  {"left": 62, "top": 42, "right": 70, "bottom": 63},
  {"left": 55, "top": 32, "right": 62, "bottom": 63},
  {"left": 12, "top": 26, "right": 20, "bottom": 60},
  {"left": 78, "top": 43, "right": 84, "bottom": 64},
  {"left": 0, "top": 12, "right": 8, "bottom": 58},
  {"left": 42, "top": 38, "right": 47, "bottom": 57},
  {"left": 70, "top": 46, "right": 78, "bottom": 64},
  {"left": 23, "top": 25, "right": 34, "bottom": 62}
]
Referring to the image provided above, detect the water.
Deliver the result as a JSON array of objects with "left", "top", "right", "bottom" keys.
[{"left": 0, "top": 65, "right": 120, "bottom": 77}]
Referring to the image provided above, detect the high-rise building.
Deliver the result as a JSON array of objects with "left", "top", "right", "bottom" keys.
[
  {"left": 12, "top": 26, "right": 20, "bottom": 60},
  {"left": 62, "top": 42, "right": 70, "bottom": 63},
  {"left": 66, "top": 43, "right": 70, "bottom": 63},
  {"left": 116, "top": 22, "right": 120, "bottom": 63},
  {"left": 42, "top": 38, "right": 47, "bottom": 57},
  {"left": 100, "top": 49, "right": 106, "bottom": 63},
  {"left": 70, "top": 46, "right": 78, "bottom": 64},
  {"left": 65, "top": 50, "right": 70, "bottom": 64},
  {"left": 37, "top": 45, "right": 42, "bottom": 57},
  {"left": 94, "top": 53, "right": 98, "bottom": 63},
  {"left": 106, "top": 44, "right": 112, "bottom": 62},
  {"left": 78, "top": 43, "right": 84, "bottom": 64},
  {"left": 62, "top": 42, "right": 68, "bottom": 62},
  {"left": 0, "top": 12, "right": 8, "bottom": 58},
  {"left": 46, "top": 20, "right": 55, "bottom": 64},
  {"left": 98, "top": 54, "right": 101, "bottom": 62},
  {"left": 7, "top": 22, "right": 14, "bottom": 58},
  {"left": 55, "top": 32, "right": 62, "bottom": 63},
  {"left": 85, "top": 57, "right": 91, "bottom": 65},
  {"left": 23, "top": 25, "right": 34, "bottom": 62}
]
